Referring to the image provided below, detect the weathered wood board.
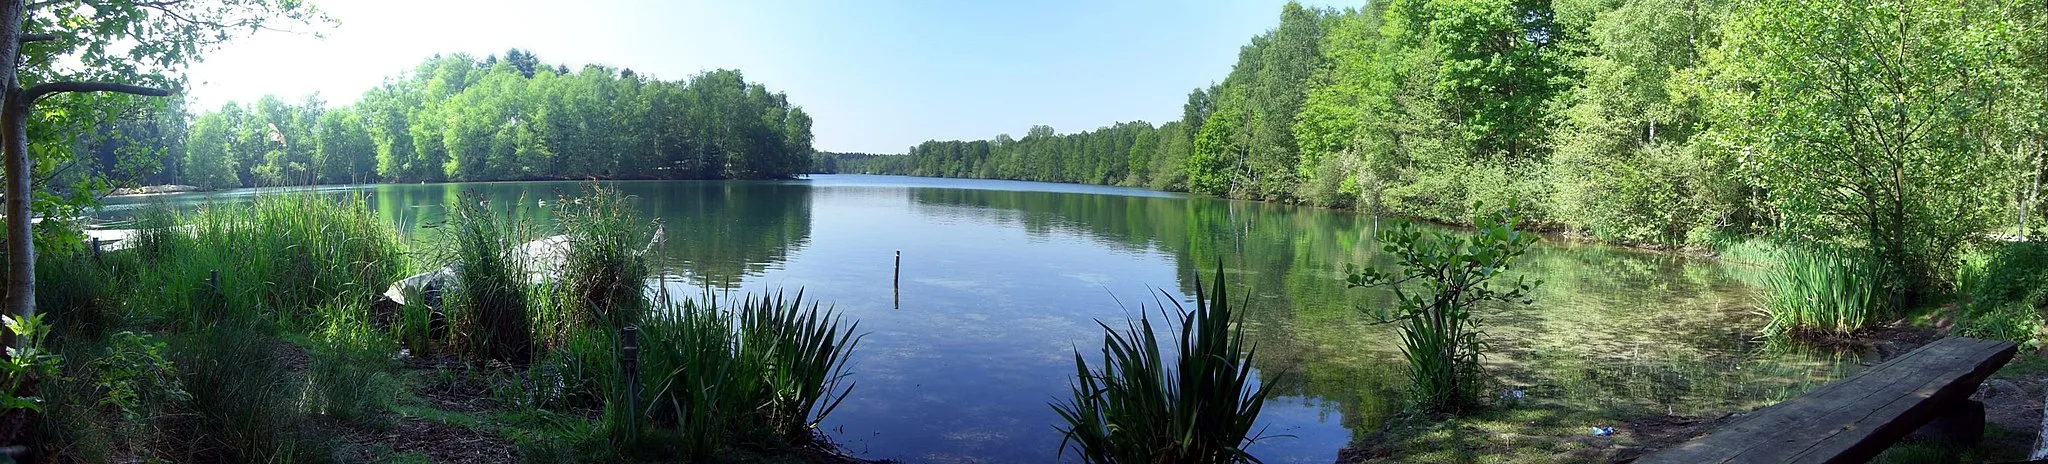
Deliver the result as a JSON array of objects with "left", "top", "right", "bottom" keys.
[{"left": 1639, "top": 337, "right": 2016, "bottom": 464}]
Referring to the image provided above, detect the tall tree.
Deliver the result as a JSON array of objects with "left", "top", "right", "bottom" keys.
[{"left": 0, "top": 0, "right": 324, "bottom": 346}]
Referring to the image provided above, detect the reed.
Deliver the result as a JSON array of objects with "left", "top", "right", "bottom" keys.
[
  {"left": 441, "top": 194, "right": 536, "bottom": 364},
  {"left": 1758, "top": 248, "right": 1883, "bottom": 337},
  {"left": 1052, "top": 267, "right": 1275, "bottom": 464},
  {"left": 624, "top": 291, "right": 862, "bottom": 458},
  {"left": 551, "top": 184, "right": 655, "bottom": 328}
]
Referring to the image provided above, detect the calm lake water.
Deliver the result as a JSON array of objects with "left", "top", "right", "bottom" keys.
[{"left": 97, "top": 174, "right": 1859, "bottom": 463}]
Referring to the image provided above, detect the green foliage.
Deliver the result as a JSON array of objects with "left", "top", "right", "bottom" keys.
[
  {"left": 1757, "top": 248, "right": 1884, "bottom": 337},
  {"left": 1348, "top": 205, "right": 1539, "bottom": 413},
  {"left": 1051, "top": 268, "right": 1276, "bottom": 463},
  {"left": 1702, "top": 0, "right": 2017, "bottom": 303},
  {"left": 442, "top": 194, "right": 535, "bottom": 364},
  {"left": 1957, "top": 242, "right": 2048, "bottom": 349},
  {"left": 1, "top": 314, "right": 60, "bottom": 415},
  {"left": 86, "top": 331, "right": 189, "bottom": 426}
]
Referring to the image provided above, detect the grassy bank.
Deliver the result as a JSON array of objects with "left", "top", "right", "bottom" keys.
[{"left": 17, "top": 188, "right": 866, "bottom": 463}]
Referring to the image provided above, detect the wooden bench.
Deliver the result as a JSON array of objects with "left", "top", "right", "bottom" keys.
[{"left": 1639, "top": 337, "right": 2017, "bottom": 464}]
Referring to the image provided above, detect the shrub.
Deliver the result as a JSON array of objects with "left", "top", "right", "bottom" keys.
[
  {"left": 1052, "top": 268, "right": 1276, "bottom": 463},
  {"left": 1758, "top": 248, "right": 1884, "bottom": 337},
  {"left": 1347, "top": 204, "right": 1540, "bottom": 414},
  {"left": 1958, "top": 242, "right": 2048, "bottom": 349},
  {"left": 442, "top": 194, "right": 535, "bottom": 364}
]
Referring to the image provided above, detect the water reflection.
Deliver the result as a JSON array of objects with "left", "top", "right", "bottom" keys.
[{"left": 93, "top": 175, "right": 1861, "bottom": 463}]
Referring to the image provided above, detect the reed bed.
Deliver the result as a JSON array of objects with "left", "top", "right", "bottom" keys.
[{"left": 1758, "top": 248, "right": 1883, "bottom": 337}]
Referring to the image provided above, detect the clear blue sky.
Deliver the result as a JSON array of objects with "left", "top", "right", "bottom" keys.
[{"left": 185, "top": 0, "right": 1353, "bottom": 154}]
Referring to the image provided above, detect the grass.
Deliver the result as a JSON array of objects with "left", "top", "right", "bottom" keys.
[
  {"left": 552, "top": 184, "right": 655, "bottom": 328},
  {"left": 1759, "top": 248, "right": 1884, "bottom": 337},
  {"left": 1051, "top": 267, "right": 1276, "bottom": 464},
  {"left": 441, "top": 194, "right": 536, "bottom": 364}
]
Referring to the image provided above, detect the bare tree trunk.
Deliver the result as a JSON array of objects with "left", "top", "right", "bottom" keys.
[
  {"left": 2028, "top": 138, "right": 2046, "bottom": 241},
  {"left": 0, "top": 0, "right": 25, "bottom": 351}
]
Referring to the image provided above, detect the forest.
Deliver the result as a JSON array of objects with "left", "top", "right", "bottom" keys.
[
  {"left": 847, "top": 0, "right": 2047, "bottom": 253},
  {"left": 92, "top": 50, "right": 817, "bottom": 190}
]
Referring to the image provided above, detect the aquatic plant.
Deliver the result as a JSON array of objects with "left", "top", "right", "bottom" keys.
[
  {"left": 1758, "top": 248, "right": 1883, "bottom": 337},
  {"left": 1051, "top": 267, "right": 1275, "bottom": 463},
  {"left": 1348, "top": 205, "right": 1539, "bottom": 414},
  {"left": 627, "top": 291, "right": 862, "bottom": 459},
  {"left": 442, "top": 194, "right": 536, "bottom": 364}
]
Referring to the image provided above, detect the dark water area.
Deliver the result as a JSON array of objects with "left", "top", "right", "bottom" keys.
[{"left": 96, "top": 174, "right": 1859, "bottom": 463}]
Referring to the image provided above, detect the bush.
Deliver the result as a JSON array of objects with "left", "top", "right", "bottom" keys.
[
  {"left": 1759, "top": 248, "right": 1884, "bottom": 337},
  {"left": 1958, "top": 242, "right": 2048, "bottom": 349},
  {"left": 1348, "top": 205, "right": 1540, "bottom": 414},
  {"left": 1052, "top": 267, "right": 1275, "bottom": 463}
]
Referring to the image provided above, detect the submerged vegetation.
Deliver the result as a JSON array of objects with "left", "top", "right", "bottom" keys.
[{"left": 1053, "top": 268, "right": 1276, "bottom": 464}]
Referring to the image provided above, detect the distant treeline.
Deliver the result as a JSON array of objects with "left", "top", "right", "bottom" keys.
[
  {"left": 103, "top": 49, "right": 816, "bottom": 190},
  {"left": 810, "top": 152, "right": 895, "bottom": 174}
]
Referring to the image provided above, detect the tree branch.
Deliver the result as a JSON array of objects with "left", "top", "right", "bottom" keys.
[
  {"left": 23, "top": 81, "right": 173, "bottom": 104},
  {"left": 17, "top": 33, "right": 56, "bottom": 43}
]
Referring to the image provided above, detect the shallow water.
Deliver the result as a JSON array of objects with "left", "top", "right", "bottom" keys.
[{"left": 97, "top": 174, "right": 1859, "bottom": 463}]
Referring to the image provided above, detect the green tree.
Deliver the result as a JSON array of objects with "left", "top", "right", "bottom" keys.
[
  {"left": 1702, "top": 0, "right": 2014, "bottom": 304},
  {"left": 315, "top": 107, "right": 374, "bottom": 184},
  {"left": 183, "top": 111, "right": 238, "bottom": 189}
]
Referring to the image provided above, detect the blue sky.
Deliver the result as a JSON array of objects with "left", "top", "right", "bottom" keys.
[{"left": 185, "top": 0, "right": 1352, "bottom": 154}]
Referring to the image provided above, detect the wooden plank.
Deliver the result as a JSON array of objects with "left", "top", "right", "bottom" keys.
[{"left": 1640, "top": 337, "right": 2017, "bottom": 464}]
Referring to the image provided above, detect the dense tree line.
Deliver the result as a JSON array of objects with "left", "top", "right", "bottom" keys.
[
  {"left": 866, "top": 0, "right": 2048, "bottom": 273},
  {"left": 141, "top": 50, "right": 817, "bottom": 189}
]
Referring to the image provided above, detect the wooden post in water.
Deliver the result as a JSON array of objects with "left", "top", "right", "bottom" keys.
[
  {"left": 893, "top": 250, "right": 901, "bottom": 309},
  {"left": 621, "top": 326, "right": 640, "bottom": 440}
]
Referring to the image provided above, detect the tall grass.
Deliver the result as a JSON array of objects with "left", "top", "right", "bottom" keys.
[
  {"left": 552, "top": 185, "right": 655, "bottom": 328},
  {"left": 442, "top": 195, "right": 536, "bottom": 364},
  {"left": 1759, "top": 248, "right": 1884, "bottom": 337},
  {"left": 127, "top": 194, "right": 406, "bottom": 328},
  {"left": 1052, "top": 268, "right": 1275, "bottom": 464},
  {"left": 618, "top": 291, "right": 862, "bottom": 459}
]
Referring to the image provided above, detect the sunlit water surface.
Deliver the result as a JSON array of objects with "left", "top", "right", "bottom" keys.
[{"left": 97, "top": 174, "right": 1860, "bottom": 463}]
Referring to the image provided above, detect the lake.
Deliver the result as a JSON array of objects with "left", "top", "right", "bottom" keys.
[{"left": 97, "top": 174, "right": 1858, "bottom": 463}]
